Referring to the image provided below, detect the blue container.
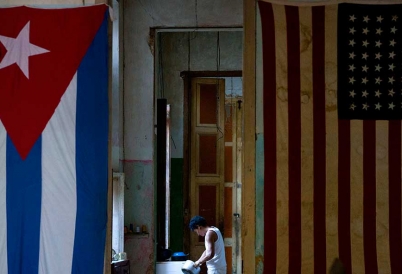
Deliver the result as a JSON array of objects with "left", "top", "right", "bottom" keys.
[{"left": 171, "top": 252, "right": 188, "bottom": 261}]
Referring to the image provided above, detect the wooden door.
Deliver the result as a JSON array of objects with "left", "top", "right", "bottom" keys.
[{"left": 189, "top": 78, "right": 225, "bottom": 273}]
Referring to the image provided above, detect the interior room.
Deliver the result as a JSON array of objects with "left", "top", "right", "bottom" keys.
[{"left": 1, "top": 0, "right": 402, "bottom": 274}]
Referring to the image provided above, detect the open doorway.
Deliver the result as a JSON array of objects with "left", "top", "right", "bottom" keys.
[
  {"left": 154, "top": 29, "right": 243, "bottom": 273},
  {"left": 182, "top": 74, "right": 243, "bottom": 274}
]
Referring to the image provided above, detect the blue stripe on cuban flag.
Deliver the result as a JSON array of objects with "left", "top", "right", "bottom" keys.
[{"left": 0, "top": 13, "right": 108, "bottom": 274}]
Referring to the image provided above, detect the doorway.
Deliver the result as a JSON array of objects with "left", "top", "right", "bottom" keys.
[
  {"left": 182, "top": 73, "right": 243, "bottom": 274},
  {"left": 154, "top": 29, "right": 243, "bottom": 273}
]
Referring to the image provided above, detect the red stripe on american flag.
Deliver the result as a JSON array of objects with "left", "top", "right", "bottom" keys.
[
  {"left": 388, "top": 121, "right": 402, "bottom": 274},
  {"left": 259, "top": 2, "right": 277, "bottom": 273},
  {"left": 285, "top": 6, "right": 301, "bottom": 273},
  {"left": 363, "top": 121, "right": 378, "bottom": 274},
  {"left": 312, "top": 6, "right": 327, "bottom": 274},
  {"left": 338, "top": 119, "right": 352, "bottom": 274}
]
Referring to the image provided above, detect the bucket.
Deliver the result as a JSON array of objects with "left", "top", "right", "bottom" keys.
[{"left": 181, "top": 260, "right": 200, "bottom": 274}]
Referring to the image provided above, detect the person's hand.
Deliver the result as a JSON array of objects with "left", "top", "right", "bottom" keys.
[{"left": 194, "top": 261, "right": 201, "bottom": 268}]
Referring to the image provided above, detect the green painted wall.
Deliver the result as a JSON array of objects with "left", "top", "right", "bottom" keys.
[{"left": 170, "top": 158, "right": 184, "bottom": 252}]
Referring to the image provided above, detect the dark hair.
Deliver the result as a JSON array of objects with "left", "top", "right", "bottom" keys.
[{"left": 189, "top": 216, "right": 207, "bottom": 230}]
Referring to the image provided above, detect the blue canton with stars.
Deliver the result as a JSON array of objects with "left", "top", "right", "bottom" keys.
[{"left": 338, "top": 4, "right": 402, "bottom": 120}]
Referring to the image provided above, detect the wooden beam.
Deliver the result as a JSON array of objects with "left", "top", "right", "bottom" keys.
[{"left": 242, "top": 0, "right": 256, "bottom": 273}]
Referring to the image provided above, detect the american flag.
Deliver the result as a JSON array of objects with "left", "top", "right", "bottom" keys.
[{"left": 259, "top": 1, "right": 402, "bottom": 274}]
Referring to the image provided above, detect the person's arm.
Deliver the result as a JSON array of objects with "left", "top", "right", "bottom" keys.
[{"left": 194, "top": 230, "right": 216, "bottom": 268}]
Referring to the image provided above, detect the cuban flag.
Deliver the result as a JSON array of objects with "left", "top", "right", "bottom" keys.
[{"left": 0, "top": 5, "right": 109, "bottom": 274}]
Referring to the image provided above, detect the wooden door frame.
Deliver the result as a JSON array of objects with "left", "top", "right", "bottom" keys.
[
  {"left": 243, "top": 0, "right": 256, "bottom": 272},
  {"left": 180, "top": 71, "right": 242, "bottom": 255}
]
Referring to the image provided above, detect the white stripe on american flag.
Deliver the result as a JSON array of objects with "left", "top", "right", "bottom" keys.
[
  {"left": 273, "top": 4, "right": 289, "bottom": 274},
  {"left": 324, "top": 4, "right": 339, "bottom": 270},
  {"left": 299, "top": 6, "right": 314, "bottom": 274},
  {"left": 376, "top": 121, "right": 391, "bottom": 273},
  {"left": 0, "top": 121, "right": 7, "bottom": 273},
  {"left": 350, "top": 120, "right": 364, "bottom": 274},
  {"left": 39, "top": 73, "right": 77, "bottom": 274}
]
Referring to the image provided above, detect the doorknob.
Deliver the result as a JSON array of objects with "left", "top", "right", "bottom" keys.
[{"left": 233, "top": 213, "right": 240, "bottom": 218}]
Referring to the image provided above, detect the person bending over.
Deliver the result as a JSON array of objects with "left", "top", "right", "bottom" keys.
[{"left": 189, "top": 216, "right": 227, "bottom": 274}]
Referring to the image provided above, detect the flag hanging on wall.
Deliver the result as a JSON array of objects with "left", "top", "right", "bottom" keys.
[
  {"left": 0, "top": 5, "right": 109, "bottom": 274},
  {"left": 259, "top": 1, "right": 402, "bottom": 274}
]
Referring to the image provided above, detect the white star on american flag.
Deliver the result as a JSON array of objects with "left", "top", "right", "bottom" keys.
[
  {"left": 349, "top": 90, "right": 356, "bottom": 97},
  {"left": 389, "top": 89, "right": 395, "bottom": 96},
  {"left": 377, "top": 15, "right": 384, "bottom": 23},
  {"left": 362, "top": 90, "right": 369, "bottom": 97},
  {"left": 375, "top": 64, "right": 382, "bottom": 71},
  {"left": 362, "top": 77, "right": 368, "bottom": 84},
  {"left": 375, "top": 77, "right": 382, "bottom": 84},
  {"left": 389, "top": 102, "right": 395, "bottom": 109},
  {"left": 391, "top": 26, "right": 398, "bottom": 33},
  {"left": 349, "top": 40, "right": 356, "bottom": 46},
  {"left": 362, "top": 52, "right": 369, "bottom": 59},
  {"left": 375, "top": 52, "right": 382, "bottom": 59},
  {"left": 376, "top": 28, "right": 383, "bottom": 35},
  {"left": 375, "top": 103, "right": 382, "bottom": 110},
  {"left": 363, "top": 15, "right": 370, "bottom": 23},
  {"left": 349, "top": 52, "right": 356, "bottom": 59},
  {"left": 349, "top": 77, "right": 356, "bottom": 84},
  {"left": 390, "top": 39, "right": 396, "bottom": 46},
  {"left": 362, "top": 28, "right": 370, "bottom": 35},
  {"left": 350, "top": 103, "right": 356, "bottom": 110},
  {"left": 375, "top": 40, "right": 382, "bottom": 47},
  {"left": 362, "top": 65, "right": 369, "bottom": 72},
  {"left": 389, "top": 63, "right": 395, "bottom": 71},
  {"left": 389, "top": 77, "right": 395, "bottom": 84},
  {"left": 349, "top": 64, "right": 356, "bottom": 71},
  {"left": 375, "top": 90, "right": 381, "bottom": 97},
  {"left": 362, "top": 103, "right": 369, "bottom": 110},
  {"left": 389, "top": 52, "right": 396, "bottom": 59},
  {"left": 349, "top": 15, "right": 356, "bottom": 22},
  {"left": 392, "top": 15, "right": 398, "bottom": 22},
  {"left": 349, "top": 27, "right": 356, "bottom": 34},
  {"left": 362, "top": 40, "right": 369, "bottom": 47}
]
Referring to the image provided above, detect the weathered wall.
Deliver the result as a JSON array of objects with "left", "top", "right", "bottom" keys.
[{"left": 123, "top": 1, "right": 242, "bottom": 272}]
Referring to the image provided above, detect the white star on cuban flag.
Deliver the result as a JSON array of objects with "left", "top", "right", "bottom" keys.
[{"left": 0, "top": 22, "right": 49, "bottom": 79}]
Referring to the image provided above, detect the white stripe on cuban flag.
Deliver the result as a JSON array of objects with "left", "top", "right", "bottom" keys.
[
  {"left": 0, "top": 13, "right": 108, "bottom": 274},
  {"left": 39, "top": 73, "right": 78, "bottom": 274}
]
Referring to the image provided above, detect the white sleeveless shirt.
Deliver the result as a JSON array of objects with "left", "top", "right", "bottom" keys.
[{"left": 205, "top": 226, "right": 226, "bottom": 273}]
